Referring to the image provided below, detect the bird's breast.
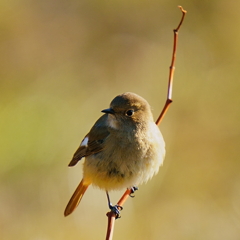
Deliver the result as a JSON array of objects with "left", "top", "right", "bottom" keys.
[{"left": 83, "top": 122, "right": 165, "bottom": 190}]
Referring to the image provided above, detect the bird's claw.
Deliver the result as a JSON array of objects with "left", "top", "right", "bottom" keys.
[
  {"left": 130, "top": 186, "right": 138, "bottom": 198},
  {"left": 109, "top": 204, "right": 123, "bottom": 219}
]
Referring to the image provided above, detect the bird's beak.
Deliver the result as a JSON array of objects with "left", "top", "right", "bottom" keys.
[{"left": 101, "top": 108, "right": 115, "bottom": 114}]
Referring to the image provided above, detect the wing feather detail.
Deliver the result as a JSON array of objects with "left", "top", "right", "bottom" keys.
[{"left": 68, "top": 114, "right": 109, "bottom": 167}]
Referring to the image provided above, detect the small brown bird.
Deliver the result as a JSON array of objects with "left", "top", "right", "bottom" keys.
[{"left": 64, "top": 92, "right": 165, "bottom": 217}]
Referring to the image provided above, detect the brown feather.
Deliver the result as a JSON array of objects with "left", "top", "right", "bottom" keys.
[
  {"left": 68, "top": 114, "right": 110, "bottom": 167},
  {"left": 64, "top": 179, "right": 90, "bottom": 216}
]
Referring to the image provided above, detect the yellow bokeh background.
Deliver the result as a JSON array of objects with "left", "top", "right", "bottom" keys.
[{"left": 1, "top": 1, "right": 240, "bottom": 239}]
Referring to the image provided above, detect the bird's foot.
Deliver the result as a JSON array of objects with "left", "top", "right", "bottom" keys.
[
  {"left": 109, "top": 203, "right": 123, "bottom": 219},
  {"left": 130, "top": 186, "right": 138, "bottom": 198}
]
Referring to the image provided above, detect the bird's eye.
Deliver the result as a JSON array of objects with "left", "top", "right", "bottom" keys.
[{"left": 126, "top": 109, "right": 134, "bottom": 117}]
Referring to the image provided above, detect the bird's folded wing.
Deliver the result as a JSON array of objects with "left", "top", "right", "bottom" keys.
[{"left": 68, "top": 114, "right": 109, "bottom": 167}]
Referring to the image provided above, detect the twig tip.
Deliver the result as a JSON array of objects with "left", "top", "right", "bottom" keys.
[{"left": 178, "top": 6, "right": 187, "bottom": 14}]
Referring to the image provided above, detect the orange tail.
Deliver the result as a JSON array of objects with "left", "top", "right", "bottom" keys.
[{"left": 64, "top": 179, "right": 90, "bottom": 216}]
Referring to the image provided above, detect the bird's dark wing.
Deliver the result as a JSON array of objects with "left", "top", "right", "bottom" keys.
[{"left": 68, "top": 114, "right": 109, "bottom": 167}]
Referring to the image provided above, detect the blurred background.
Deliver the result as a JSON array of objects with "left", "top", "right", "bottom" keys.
[{"left": 1, "top": 0, "right": 240, "bottom": 239}]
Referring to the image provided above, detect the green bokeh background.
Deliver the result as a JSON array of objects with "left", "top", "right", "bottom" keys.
[{"left": 1, "top": 1, "right": 240, "bottom": 239}]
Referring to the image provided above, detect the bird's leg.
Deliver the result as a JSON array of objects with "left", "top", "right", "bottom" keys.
[
  {"left": 129, "top": 186, "right": 138, "bottom": 198},
  {"left": 106, "top": 191, "right": 123, "bottom": 219}
]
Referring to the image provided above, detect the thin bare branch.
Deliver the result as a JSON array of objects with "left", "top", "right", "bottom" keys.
[
  {"left": 105, "top": 6, "right": 187, "bottom": 240},
  {"left": 155, "top": 6, "right": 187, "bottom": 126},
  {"left": 105, "top": 213, "right": 116, "bottom": 240},
  {"left": 105, "top": 189, "right": 132, "bottom": 240}
]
